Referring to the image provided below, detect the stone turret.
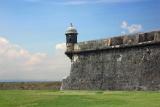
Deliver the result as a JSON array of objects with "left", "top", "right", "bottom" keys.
[{"left": 65, "top": 23, "right": 78, "bottom": 60}]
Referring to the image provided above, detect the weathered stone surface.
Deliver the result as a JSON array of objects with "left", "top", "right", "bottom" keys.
[
  {"left": 70, "top": 31, "right": 160, "bottom": 52},
  {"left": 62, "top": 30, "right": 160, "bottom": 90}
]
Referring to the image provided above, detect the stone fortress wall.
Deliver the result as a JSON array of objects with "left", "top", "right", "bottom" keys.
[
  {"left": 74, "top": 31, "right": 160, "bottom": 52},
  {"left": 62, "top": 30, "right": 160, "bottom": 90}
]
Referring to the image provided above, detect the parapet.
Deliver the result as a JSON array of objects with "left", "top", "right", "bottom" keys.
[{"left": 71, "top": 30, "right": 160, "bottom": 53}]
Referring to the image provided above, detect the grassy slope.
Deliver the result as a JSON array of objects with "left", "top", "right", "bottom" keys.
[{"left": 0, "top": 90, "right": 160, "bottom": 107}]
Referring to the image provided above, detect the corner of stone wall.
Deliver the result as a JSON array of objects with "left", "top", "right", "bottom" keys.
[{"left": 61, "top": 76, "right": 71, "bottom": 90}]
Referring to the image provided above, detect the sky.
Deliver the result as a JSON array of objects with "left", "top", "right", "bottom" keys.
[{"left": 0, "top": 0, "right": 160, "bottom": 81}]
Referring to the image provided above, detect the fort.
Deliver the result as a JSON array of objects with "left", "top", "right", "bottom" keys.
[{"left": 61, "top": 24, "right": 160, "bottom": 90}]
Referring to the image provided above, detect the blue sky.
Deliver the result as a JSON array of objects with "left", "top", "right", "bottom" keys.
[
  {"left": 0, "top": 0, "right": 160, "bottom": 81},
  {"left": 0, "top": 0, "right": 160, "bottom": 54}
]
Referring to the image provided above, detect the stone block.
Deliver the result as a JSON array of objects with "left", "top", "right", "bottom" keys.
[
  {"left": 139, "top": 32, "right": 154, "bottom": 43},
  {"left": 123, "top": 35, "right": 139, "bottom": 45},
  {"left": 154, "top": 31, "right": 160, "bottom": 41},
  {"left": 110, "top": 36, "right": 123, "bottom": 46}
]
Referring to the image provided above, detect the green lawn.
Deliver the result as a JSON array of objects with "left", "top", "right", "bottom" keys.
[{"left": 0, "top": 90, "right": 160, "bottom": 107}]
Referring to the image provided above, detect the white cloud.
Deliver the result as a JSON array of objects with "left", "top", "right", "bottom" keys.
[
  {"left": 0, "top": 37, "right": 70, "bottom": 81},
  {"left": 55, "top": 43, "right": 66, "bottom": 51},
  {"left": 121, "top": 21, "right": 142, "bottom": 34},
  {"left": 26, "top": 53, "right": 47, "bottom": 65}
]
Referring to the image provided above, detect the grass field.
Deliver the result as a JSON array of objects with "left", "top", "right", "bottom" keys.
[{"left": 0, "top": 90, "right": 160, "bottom": 107}]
